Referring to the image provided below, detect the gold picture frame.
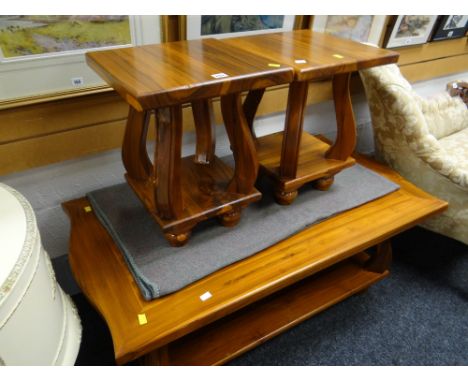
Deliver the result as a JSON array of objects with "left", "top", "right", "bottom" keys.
[
  {"left": 0, "top": 15, "right": 161, "bottom": 107},
  {"left": 311, "top": 16, "right": 389, "bottom": 46},
  {"left": 162, "top": 15, "right": 311, "bottom": 42}
]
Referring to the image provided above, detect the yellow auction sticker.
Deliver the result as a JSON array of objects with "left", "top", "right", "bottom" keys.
[{"left": 138, "top": 313, "right": 148, "bottom": 325}]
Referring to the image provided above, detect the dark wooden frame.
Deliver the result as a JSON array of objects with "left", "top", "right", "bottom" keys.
[
  {"left": 431, "top": 15, "right": 468, "bottom": 41},
  {"left": 384, "top": 15, "right": 439, "bottom": 48}
]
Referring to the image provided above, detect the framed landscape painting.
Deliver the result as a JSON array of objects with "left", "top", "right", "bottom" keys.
[
  {"left": 0, "top": 15, "right": 161, "bottom": 102},
  {"left": 312, "top": 16, "right": 387, "bottom": 46},
  {"left": 0, "top": 16, "right": 132, "bottom": 61},
  {"left": 186, "top": 15, "right": 295, "bottom": 40},
  {"left": 385, "top": 15, "right": 438, "bottom": 48},
  {"left": 431, "top": 15, "right": 468, "bottom": 41}
]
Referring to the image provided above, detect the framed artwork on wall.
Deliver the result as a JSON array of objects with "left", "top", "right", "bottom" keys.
[
  {"left": 186, "top": 15, "right": 296, "bottom": 40},
  {"left": 0, "top": 15, "right": 161, "bottom": 103},
  {"left": 0, "top": 16, "right": 132, "bottom": 61},
  {"left": 385, "top": 15, "right": 438, "bottom": 48},
  {"left": 311, "top": 16, "right": 388, "bottom": 46},
  {"left": 431, "top": 15, "right": 468, "bottom": 41}
]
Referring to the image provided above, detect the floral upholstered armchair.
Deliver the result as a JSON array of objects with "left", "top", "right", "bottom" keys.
[{"left": 359, "top": 64, "right": 468, "bottom": 245}]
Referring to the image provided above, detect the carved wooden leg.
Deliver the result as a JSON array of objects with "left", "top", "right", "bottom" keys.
[
  {"left": 366, "top": 240, "right": 392, "bottom": 273},
  {"left": 192, "top": 99, "right": 215, "bottom": 164},
  {"left": 137, "top": 346, "right": 170, "bottom": 365},
  {"left": 122, "top": 106, "right": 152, "bottom": 181},
  {"left": 274, "top": 189, "right": 298, "bottom": 206},
  {"left": 313, "top": 175, "right": 335, "bottom": 191},
  {"left": 218, "top": 208, "right": 242, "bottom": 227},
  {"left": 164, "top": 230, "right": 191, "bottom": 247},
  {"left": 326, "top": 72, "right": 357, "bottom": 161},
  {"left": 154, "top": 106, "right": 188, "bottom": 244},
  {"left": 243, "top": 88, "right": 266, "bottom": 140},
  {"left": 275, "top": 81, "right": 309, "bottom": 205},
  {"left": 220, "top": 92, "right": 259, "bottom": 225}
]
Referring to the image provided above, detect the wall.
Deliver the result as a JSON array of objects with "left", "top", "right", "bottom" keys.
[{"left": 1, "top": 70, "right": 467, "bottom": 261}]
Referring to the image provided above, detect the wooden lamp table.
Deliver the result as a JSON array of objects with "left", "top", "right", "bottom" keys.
[
  {"left": 63, "top": 152, "right": 447, "bottom": 365},
  {"left": 86, "top": 39, "right": 293, "bottom": 246},
  {"left": 223, "top": 30, "right": 399, "bottom": 204}
]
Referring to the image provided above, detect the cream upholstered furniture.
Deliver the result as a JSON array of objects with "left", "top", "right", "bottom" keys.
[
  {"left": 0, "top": 183, "right": 82, "bottom": 365},
  {"left": 360, "top": 64, "right": 468, "bottom": 245}
]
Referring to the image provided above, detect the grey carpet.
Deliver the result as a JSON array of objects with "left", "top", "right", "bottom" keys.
[{"left": 87, "top": 161, "right": 399, "bottom": 300}]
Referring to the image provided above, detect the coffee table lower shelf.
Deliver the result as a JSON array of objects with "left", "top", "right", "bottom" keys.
[{"left": 160, "top": 255, "right": 387, "bottom": 366}]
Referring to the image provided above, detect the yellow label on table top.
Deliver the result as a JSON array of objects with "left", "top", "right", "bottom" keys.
[{"left": 138, "top": 313, "right": 148, "bottom": 325}]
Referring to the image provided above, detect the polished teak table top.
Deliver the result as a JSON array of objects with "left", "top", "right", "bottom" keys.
[
  {"left": 222, "top": 29, "right": 399, "bottom": 81},
  {"left": 86, "top": 37, "right": 294, "bottom": 110}
]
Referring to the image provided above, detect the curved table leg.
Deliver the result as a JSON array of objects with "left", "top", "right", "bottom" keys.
[
  {"left": 192, "top": 99, "right": 216, "bottom": 164},
  {"left": 154, "top": 106, "right": 191, "bottom": 246},
  {"left": 326, "top": 72, "right": 357, "bottom": 161},
  {"left": 122, "top": 106, "right": 152, "bottom": 181},
  {"left": 276, "top": 81, "right": 309, "bottom": 205},
  {"left": 220, "top": 92, "right": 259, "bottom": 226},
  {"left": 242, "top": 88, "right": 266, "bottom": 140}
]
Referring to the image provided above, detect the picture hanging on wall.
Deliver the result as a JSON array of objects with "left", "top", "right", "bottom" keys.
[
  {"left": 186, "top": 15, "right": 296, "bottom": 40},
  {"left": 0, "top": 16, "right": 132, "bottom": 61},
  {"left": 0, "top": 15, "right": 161, "bottom": 102},
  {"left": 431, "top": 15, "right": 468, "bottom": 41},
  {"left": 311, "top": 16, "right": 387, "bottom": 46},
  {"left": 385, "top": 15, "right": 438, "bottom": 48}
]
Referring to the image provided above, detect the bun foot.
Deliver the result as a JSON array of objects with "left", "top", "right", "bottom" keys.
[
  {"left": 313, "top": 176, "right": 334, "bottom": 191},
  {"left": 274, "top": 189, "right": 298, "bottom": 205},
  {"left": 164, "top": 232, "right": 191, "bottom": 247},
  {"left": 219, "top": 209, "right": 242, "bottom": 227}
]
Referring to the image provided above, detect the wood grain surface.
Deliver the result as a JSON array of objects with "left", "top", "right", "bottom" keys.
[
  {"left": 222, "top": 30, "right": 400, "bottom": 81},
  {"left": 63, "top": 150, "right": 447, "bottom": 365},
  {"left": 167, "top": 255, "right": 387, "bottom": 366},
  {"left": 86, "top": 38, "right": 294, "bottom": 110}
]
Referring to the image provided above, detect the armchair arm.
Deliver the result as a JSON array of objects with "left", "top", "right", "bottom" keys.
[
  {"left": 382, "top": 85, "right": 468, "bottom": 190},
  {"left": 418, "top": 93, "right": 468, "bottom": 139},
  {"left": 360, "top": 65, "right": 468, "bottom": 190}
]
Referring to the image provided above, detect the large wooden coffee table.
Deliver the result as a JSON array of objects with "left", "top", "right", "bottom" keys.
[{"left": 63, "top": 151, "right": 446, "bottom": 365}]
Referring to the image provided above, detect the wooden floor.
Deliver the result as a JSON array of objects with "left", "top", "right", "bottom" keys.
[{"left": 63, "top": 151, "right": 447, "bottom": 365}]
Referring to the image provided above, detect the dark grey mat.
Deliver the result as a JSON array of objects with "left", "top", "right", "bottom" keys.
[{"left": 87, "top": 161, "right": 399, "bottom": 300}]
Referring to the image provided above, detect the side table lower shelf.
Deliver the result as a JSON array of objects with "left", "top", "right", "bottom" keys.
[
  {"left": 126, "top": 155, "right": 261, "bottom": 243},
  {"left": 160, "top": 254, "right": 387, "bottom": 366},
  {"left": 257, "top": 132, "right": 355, "bottom": 199}
]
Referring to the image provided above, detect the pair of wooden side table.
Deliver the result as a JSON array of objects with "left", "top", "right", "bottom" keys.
[{"left": 86, "top": 30, "right": 399, "bottom": 247}]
